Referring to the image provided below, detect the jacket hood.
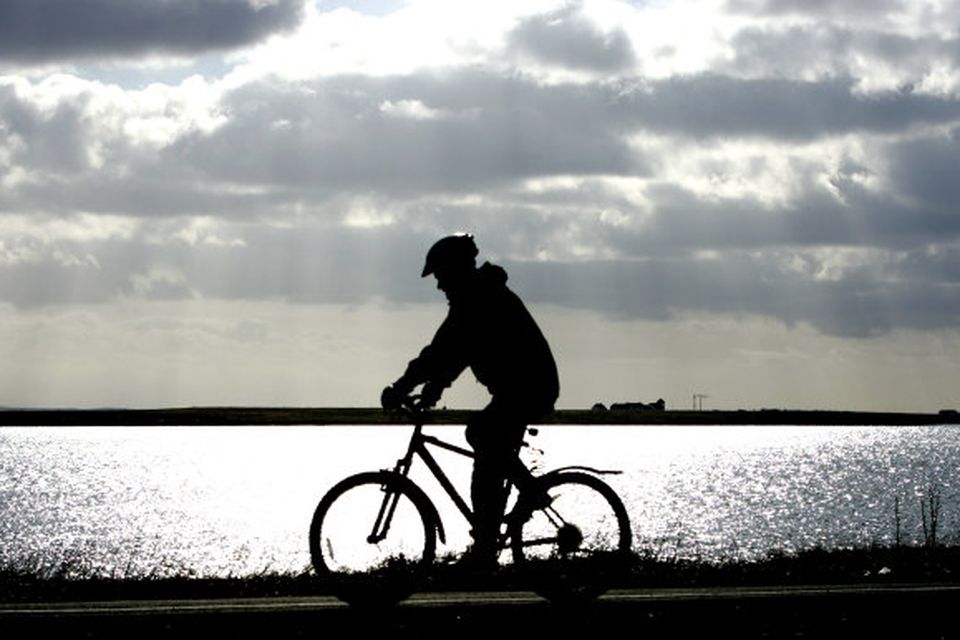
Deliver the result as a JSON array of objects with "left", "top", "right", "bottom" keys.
[{"left": 476, "top": 261, "right": 508, "bottom": 287}]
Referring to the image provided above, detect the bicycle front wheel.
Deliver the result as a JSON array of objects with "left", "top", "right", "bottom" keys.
[
  {"left": 508, "top": 471, "right": 632, "bottom": 603},
  {"left": 309, "top": 471, "right": 437, "bottom": 606}
]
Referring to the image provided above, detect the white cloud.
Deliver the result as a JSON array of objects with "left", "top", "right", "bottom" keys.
[
  {"left": 379, "top": 98, "right": 446, "bottom": 120},
  {"left": 167, "top": 218, "right": 248, "bottom": 247},
  {"left": 0, "top": 213, "right": 137, "bottom": 244},
  {"left": 129, "top": 268, "right": 195, "bottom": 299}
]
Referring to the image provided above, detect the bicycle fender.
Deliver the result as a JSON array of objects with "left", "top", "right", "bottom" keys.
[
  {"left": 380, "top": 471, "right": 447, "bottom": 545},
  {"left": 542, "top": 465, "right": 623, "bottom": 477}
]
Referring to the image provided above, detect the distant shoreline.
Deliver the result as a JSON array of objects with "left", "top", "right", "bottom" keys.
[{"left": 1, "top": 406, "right": 957, "bottom": 426}]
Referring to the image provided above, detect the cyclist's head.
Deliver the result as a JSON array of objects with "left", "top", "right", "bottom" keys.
[{"left": 421, "top": 234, "right": 478, "bottom": 278}]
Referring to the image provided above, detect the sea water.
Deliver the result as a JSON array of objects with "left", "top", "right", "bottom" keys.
[{"left": 0, "top": 425, "right": 957, "bottom": 578}]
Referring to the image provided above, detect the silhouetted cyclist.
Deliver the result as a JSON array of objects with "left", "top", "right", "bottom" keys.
[{"left": 382, "top": 234, "right": 559, "bottom": 568}]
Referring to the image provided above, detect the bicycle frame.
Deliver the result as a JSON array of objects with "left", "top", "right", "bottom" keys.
[
  {"left": 366, "top": 415, "right": 620, "bottom": 549},
  {"left": 369, "top": 422, "right": 476, "bottom": 544}
]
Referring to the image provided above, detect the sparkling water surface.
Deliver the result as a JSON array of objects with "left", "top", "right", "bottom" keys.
[{"left": 1, "top": 425, "right": 957, "bottom": 578}]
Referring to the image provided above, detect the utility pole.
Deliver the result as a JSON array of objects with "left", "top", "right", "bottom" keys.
[{"left": 693, "top": 394, "right": 708, "bottom": 411}]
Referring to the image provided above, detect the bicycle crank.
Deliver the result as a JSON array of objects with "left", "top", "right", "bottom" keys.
[{"left": 556, "top": 524, "right": 583, "bottom": 554}]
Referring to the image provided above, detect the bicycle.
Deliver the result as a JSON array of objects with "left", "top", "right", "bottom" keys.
[{"left": 308, "top": 398, "right": 632, "bottom": 606}]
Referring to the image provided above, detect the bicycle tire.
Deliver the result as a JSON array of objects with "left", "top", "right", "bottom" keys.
[
  {"left": 309, "top": 471, "right": 437, "bottom": 606},
  {"left": 507, "top": 471, "right": 632, "bottom": 604}
]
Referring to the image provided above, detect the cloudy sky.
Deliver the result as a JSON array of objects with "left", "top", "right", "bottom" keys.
[{"left": 2, "top": 0, "right": 959, "bottom": 412}]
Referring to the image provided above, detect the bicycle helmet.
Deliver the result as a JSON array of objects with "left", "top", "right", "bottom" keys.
[{"left": 421, "top": 234, "right": 478, "bottom": 277}]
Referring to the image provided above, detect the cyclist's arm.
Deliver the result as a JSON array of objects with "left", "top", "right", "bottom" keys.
[{"left": 393, "top": 313, "right": 468, "bottom": 400}]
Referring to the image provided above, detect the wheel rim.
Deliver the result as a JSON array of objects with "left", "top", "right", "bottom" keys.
[
  {"left": 514, "top": 480, "right": 628, "bottom": 561},
  {"left": 314, "top": 481, "right": 432, "bottom": 576},
  {"left": 508, "top": 473, "right": 631, "bottom": 602}
]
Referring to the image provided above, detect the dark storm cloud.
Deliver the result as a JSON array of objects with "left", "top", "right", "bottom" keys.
[
  {"left": 725, "top": 23, "right": 957, "bottom": 80},
  {"left": 507, "top": 255, "right": 960, "bottom": 338},
  {"left": 619, "top": 75, "right": 960, "bottom": 140},
  {"left": 5, "top": 70, "right": 959, "bottom": 216},
  {"left": 164, "top": 71, "right": 960, "bottom": 196},
  {"left": 0, "top": 84, "right": 93, "bottom": 174},
  {"left": 0, "top": 226, "right": 434, "bottom": 308},
  {"left": 897, "top": 246, "right": 960, "bottom": 284},
  {"left": 507, "top": 3, "right": 636, "bottom": 72},
  {"left": 0, "top": 0, "right": 304, "bottom": 64},
  {"left": 0, "top": 262, "right": 117, "bottom": 307},
  {"left": 0, "top": 80, "right": 304, "bottom": 218},
  {"left": 727, "top": 0, "right": 905, "bottom": 18},
  {"left": 5, "top": 174, "right": 292, "bottom": 218},
  {"left": 168, "top": 72, "right": 644, "bottom": 193},
  {"left": 615, "top": 177, "right": 960, "bottom": 255},
  {"left": 186, "top": 227, "right": 433, "bottom": 304},
  {"left": 885, "top": 127, "right": 960, "bottom": 214},
  {"left": 6, "top": 223, "right": 957, "bottom": 338},
  {"left": 729, "top": 24, "right": 851, "bottom": 75}
]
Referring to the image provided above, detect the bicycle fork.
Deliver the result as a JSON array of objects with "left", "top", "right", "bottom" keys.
[{"left": 367, "top": 436, "right": 419, "bottom": 544}]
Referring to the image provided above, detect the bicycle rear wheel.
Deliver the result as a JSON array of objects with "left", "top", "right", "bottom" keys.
[
  {"left": 508, "top": 471, "right": 632, "bottom": 603},
  {"left": 309, "top": 471, "right": 437, "bottom": 606}
]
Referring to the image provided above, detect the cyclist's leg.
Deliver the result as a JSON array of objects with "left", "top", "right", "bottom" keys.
[{"left": 465, "top": 401, "right": 526, "bottom": 565}]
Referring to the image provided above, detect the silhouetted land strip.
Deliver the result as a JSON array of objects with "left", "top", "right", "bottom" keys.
[
  {"left": 3, "top": 547, "right": 959, "bottom": 638},
  {"left": 1, "top": 407, "right": 957, "bottom": 426},
  {"left": 3, "top": 545, "right": 958, "bottom": 604}
]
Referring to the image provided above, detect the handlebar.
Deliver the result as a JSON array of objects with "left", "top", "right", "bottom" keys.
[
  {"left": 385, "top": 392, "right": 539, "bottom": 438},
  {"left": 401, "top": 393, "right": 427, "bottom": 414},
  {"left": 383, "top": 392, "right": 429, "bottom": 422}
]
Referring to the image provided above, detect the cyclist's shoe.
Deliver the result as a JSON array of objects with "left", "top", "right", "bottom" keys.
[{"left": 455, "top": 544, "right": 499, "bottom": 576}]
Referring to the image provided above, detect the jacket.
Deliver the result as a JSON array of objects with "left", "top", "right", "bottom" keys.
[{"left": 397, "top": 262, "right": 559, "bottom": 410}]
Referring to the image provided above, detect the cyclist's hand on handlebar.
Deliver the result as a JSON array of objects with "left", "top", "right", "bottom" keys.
[
  {"left": 419, "top": 381, "right": 442, "bottom": 409},
  {"left": 381, "top": 382, "right": 438, "bottom": 413},
  {"left": 380, "top": 385, "right": 404, "bottom": 411}
]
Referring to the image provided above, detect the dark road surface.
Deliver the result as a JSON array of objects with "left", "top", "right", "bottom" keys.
[{"left": 3, "top": 584, "right": 959, "bottom": 638}]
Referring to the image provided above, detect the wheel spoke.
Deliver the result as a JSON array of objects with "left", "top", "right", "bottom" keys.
[
  {"left": 309, "top": 472, "right": 437, "bottom": 607},
  {"left": 519, "top": 535, "right": 562, "bottom": 548},
  {"left": 508, "top": 471, "right": 632, "bottom": 603}
]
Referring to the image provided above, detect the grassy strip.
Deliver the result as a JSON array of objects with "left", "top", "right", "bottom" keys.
[{"left": 3, "top": 545, "right": 958, "bottom": 603}]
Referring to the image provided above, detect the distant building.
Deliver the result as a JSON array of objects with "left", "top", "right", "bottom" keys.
[{"left": 591, "top": 403, "right": 608, "bottom": 412}]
